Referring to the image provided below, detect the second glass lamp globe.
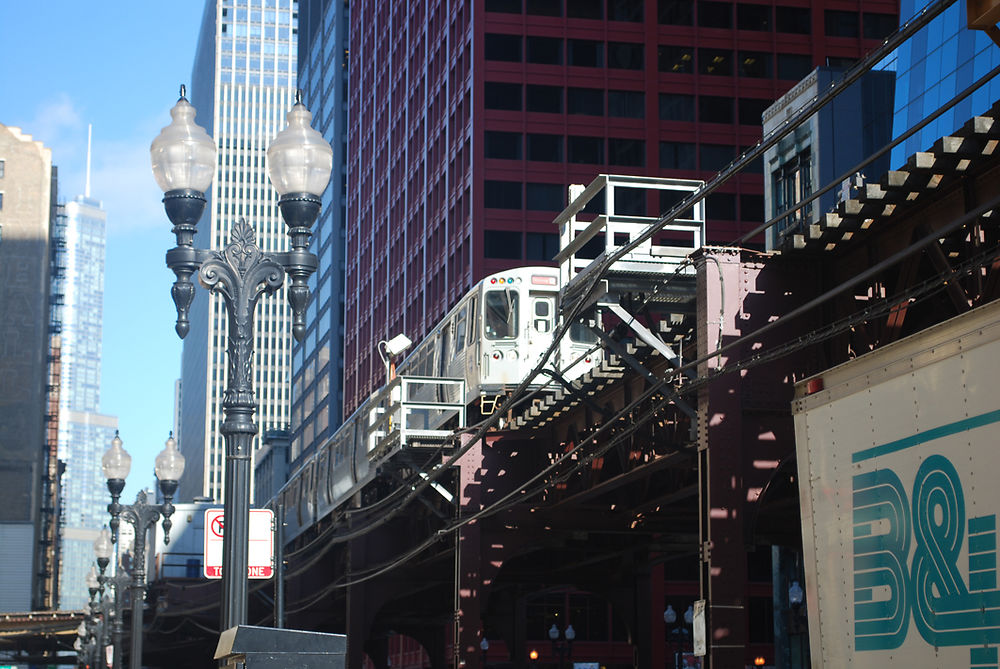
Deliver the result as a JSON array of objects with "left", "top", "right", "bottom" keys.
[
  {"left": 155, "top": 433, "right": 186, "bottom": 482},
  {"left": 101, "top": 432, "right": 131, "bottom": 481},
  {"left": 266, "top": 100, "right": 333, "bottom": 197},
  {"left": 93, "top": 528, "right": 113, "bottom": 561},
  {"left": 149, "top": 90, "right": 216, "bottom": 194}
]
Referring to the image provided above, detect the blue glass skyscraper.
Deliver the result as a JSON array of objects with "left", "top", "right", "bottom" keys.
[
  {"left": 289, "top": 0, "right": 348, "bottom": 462},
  {"left": 891, "top": 1, "right": 1000, "bottom": 162}
]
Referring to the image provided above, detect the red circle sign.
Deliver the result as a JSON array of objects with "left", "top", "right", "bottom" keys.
[{"left": 211, "top": 515, "right": 225, "bottom": 538}]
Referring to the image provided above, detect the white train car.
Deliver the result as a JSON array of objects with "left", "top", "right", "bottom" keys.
[{"left": 273, "top": 266, "right": 599, "bottom": 543}]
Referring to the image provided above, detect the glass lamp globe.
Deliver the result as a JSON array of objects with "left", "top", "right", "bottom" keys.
[
  {"left": 93, "top": 527, "right": 113, "bottom": 560},
  {"left": 548, "top": 624, "right": 559, "bottom": 641},
  {"left": 86, "top": 565, "right": 100, "bottom": 590},
  {"left": 565, "top": 624, "right": 575, "bottom": 641},
  {"left": 150, "top": 89, "right": 216, "bottom": 194},
  {"left": 101, "top": 432, "right": 131, "bottom": 481},
  {"left": 155, "top": 433, "right": 186, "bottom": 482},
  {"left": 663, "top": 604, "right": 677, "bottom": 624},
  {"left": 77, "top": 621, "right": 87, "bottom": 637},
  {"left": 266, "top": 99, "right": 333, "bottom": 197},
  {"left": 480, "top": 638, "right": 489, "bottom": 652},
  {"left": 684, "top": 604, "right": 694, "bottom": 625},
  {"left": 789, "top": 580, "right": 805, "bottom": 606},
  {"left": 74, "top": 638, "right": 83, "bottom": 652}
]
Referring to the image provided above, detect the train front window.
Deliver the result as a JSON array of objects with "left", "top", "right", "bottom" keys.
[
  {"left": 534, "top": 298, "right": 553, "bottom": 333},
  {"left": 569, "top": 319, "right": 598, "bottom": 343},
  {"left": 485, "top": 290, "right": 519, "bottom": 339}
]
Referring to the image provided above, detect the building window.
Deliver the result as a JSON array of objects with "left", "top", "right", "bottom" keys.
[
  {"left": 568, "top": 39, "right": 604, "bottom": 67},
  {"left": 659, "top": 93, "right": 695, "bottom": 121},
  {"left": 776, "top": 6, "right": 810, "bottom": 34},
  {"left": 777, "top": 53, "right": 813, "bottom": 81},
  {"left": 0, "top": 192, "right": 3, "bottom": 210},
  {"left": 738, "top": 97, "right": 772, "bottom": 126},
  {"left": 608, "top": 138, "right": 645, "bottom": 166},
  {"left": 484, "top": 230, "right": 523, "bottom": 259},
  {"left": 658, "top": 45, "right": 694, "bottom": 73},
  {"left": 610, "top": 0, "right": 643, "bottom": 22},
  {"left": 826, "top": 56, "right": 857, "bottom": 69},
  {"left": 825, "top": 10, "right": 859, "bottom": 38},
  {"left": 698, "top": 1, "right": 731, "bottom": 28},
  {"left": 699, "top": 48, "right": 732, "bottom": 76},
  {"left": 741, "top": 193, "right": 765, "bottom": 222},
  {"left": 0, "top": 159, "right": 5, "bottom": 178},
  {"left": 739, "top": 51, "right": 772, "bottom": 78},
  {"left": 737, "top": 3, "right": 770, "bottom": 30},
  {"left": 527, "top": 134, "right": 564, "bottom": 161},
  {"left": 526, "top": 183, "right": 565, "bottom": 211},
  {"left": 698, "top": 95, "right": 733, "bottom": 124},
  {"left": 608, "top": 42, "right": 643, "bottom": 69},
  {"left": 527, "top": 0, "right": 562, "bottom": 15},
  {"left": 526, "top": 84, "right": 563, "bottom": 113},
  {"left": 608, "top": 90, "right": 645, "bottom": 118},
  {"left": 527, "top": 232, "right": 560, "bottom": 260},
  {"left": 707, "top": 192, "right": 736, "bottom": 220},
  {"left": 773, "top": 149, "right": 813, "bottom": 236},
  {"left": 615, "top": 187, "right": 646, "bottom": 216},
  {"left": 567, "top": 87, "right": 604, "bottom": 115},
  {"left": 485, "top": 131, "right": 523, "bottom": 160},
  {"left": 863, "top": 13, "right": 897, "bottom": 39},
  {"left": 658, "top": 0, "right": 693, "bottom": 24},
  {"left": 485, "top": 82, "right": 522, "bottom": 110},
  {"left": 568, "top": 0, "right": 603, "bottom": 19},
  {"left": 568, "top": 136, "right": 605, "bottom": 164},
  {"left": 660, "top": 141, "right": 696, "bottom": 170},
  {"left": 700, "top": 143, "right": 736, "bottom": 171},
  {"left": 485, "top": 33, "right": 522, "bottom": 61},
  {"left": 484, "top": 180, "right": 522, "bottom": 209},
  {"left": 527, "top": 36, "right": 563, "bottom": 64},
  {"left": 486, "top": 0, "right": 522, "bottom": 13}
]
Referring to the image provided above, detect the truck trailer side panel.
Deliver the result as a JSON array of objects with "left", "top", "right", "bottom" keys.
[{"left": 793, "top": 300, "right": 1000, "bottom": 667}]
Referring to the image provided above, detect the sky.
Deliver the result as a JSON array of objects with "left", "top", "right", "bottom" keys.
[{"left": 1, "top": 1, "right": 207, "bottom": 501}]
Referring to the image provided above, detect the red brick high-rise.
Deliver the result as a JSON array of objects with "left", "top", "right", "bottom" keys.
[{"left": 345, "top": 0, "right": 897, "bottom": 413}]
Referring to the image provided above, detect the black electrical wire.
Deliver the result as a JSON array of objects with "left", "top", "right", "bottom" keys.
[{"left": 252, "top": 0, "right": 981, "bottom": 597}]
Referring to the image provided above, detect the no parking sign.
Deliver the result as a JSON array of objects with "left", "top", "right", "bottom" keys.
[{"left": 203, "top": 508, "right": 274, "bottom": 579}]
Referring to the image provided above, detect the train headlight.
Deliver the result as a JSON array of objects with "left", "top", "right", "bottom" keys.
[
  {"left": 491, "top": 351, "right": 503, "bottom": 360},
  {"left": 507, "top": 349, "right": 518, "bottom": 360}
]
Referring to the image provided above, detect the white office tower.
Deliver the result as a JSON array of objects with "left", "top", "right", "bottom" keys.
[{"left": 178, "top": 0, "right": 299, "bottom": 503}]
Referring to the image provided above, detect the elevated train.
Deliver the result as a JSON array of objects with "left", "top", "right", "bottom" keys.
[{"left": 273, "top": 266, "right": 601, "bottom": 542}]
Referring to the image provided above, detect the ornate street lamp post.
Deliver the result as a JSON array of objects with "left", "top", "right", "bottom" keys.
[
  {"left": 150, "top": 85, "right": 331, "bottom": 632},
  {"left": 101, "top": 432, "right": 184, "bottom": 669},
  {"left": 95, "top": 527, "right": 129, "bottom": 669}
]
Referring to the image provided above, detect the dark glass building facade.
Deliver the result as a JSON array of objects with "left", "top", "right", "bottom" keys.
[{"left": 291, "top": 0, "right": 349, "bottom": 461}]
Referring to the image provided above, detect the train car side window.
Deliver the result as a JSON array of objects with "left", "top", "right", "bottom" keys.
[
  {"left": 485, "top": 290, "right": 519, "bottom": 339},
  {"left": 455, "top": 308, "right": 467, "bottom": 351},
  {"left": 534, "top": 298, "right": 553, "bottom": 333},
  {"left": 468, "top": 297, "right": 478, "bottom": 344}
]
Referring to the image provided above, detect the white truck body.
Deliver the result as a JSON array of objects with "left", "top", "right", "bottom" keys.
[{"left": 793, "top": 300, "right": 1000, "bottom": 667}]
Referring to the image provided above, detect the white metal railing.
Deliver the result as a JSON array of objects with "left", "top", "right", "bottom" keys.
[
  {"left": 553, "top": 174, "right": 706, "bottom": 296},
  {"left": 366, "top": 375, "right": 466, "bottom": 457}
]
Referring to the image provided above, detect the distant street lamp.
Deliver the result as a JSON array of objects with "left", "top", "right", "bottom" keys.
[
  {"left": 548, "top": 624, "right": 575, "bottom": 669},
  {"left": 151, "top": 85, "right": 331, "bottom": 632},
  {"left": 95, "top": 527, "right": 129, "bottom": 669},
  {"left": 101, "top": 432, "right": 184, "bottom": 669},
  {"left": 480, "top": 637, "right": 489, "bottom": 667},
  {"left": 664, "top": 604, "right": 694, "bottom": 669}
]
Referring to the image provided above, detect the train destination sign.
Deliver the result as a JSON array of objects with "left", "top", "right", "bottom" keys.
[{"left": 203, "top": 508, "right": 274, "bottom": 579}]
